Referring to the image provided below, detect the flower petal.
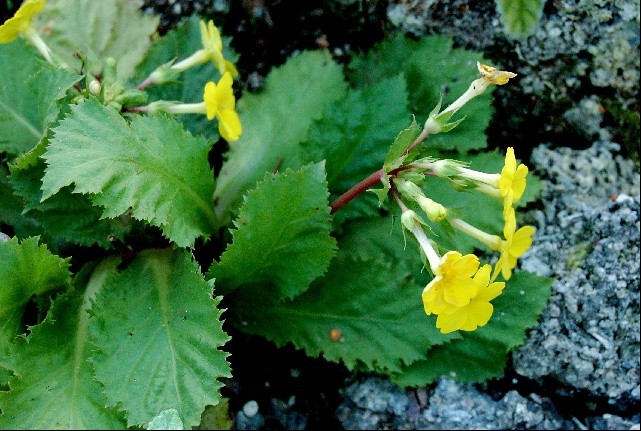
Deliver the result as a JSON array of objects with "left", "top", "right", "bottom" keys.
[
  {"left": 460, "top": 302, "right": 493, "bottom": 330},
  {"left": 436, "top": 307, "right": 467, "bottom": 334},
  {"left": 217, "top": 108, "right": 242, "bottom": 141},
  {"left": 510, "top": 226, "right": 535, "bottom": 257},
  {"left": 0, "top": 0, "right": 45, "bottom": 43},
  {"left": 203, "top": 81, "right": 219, "bottom": 120}
]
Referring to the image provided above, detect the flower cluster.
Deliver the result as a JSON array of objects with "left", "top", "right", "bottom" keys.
[
  {"left": 139, "top": 19, "right": 239, "bottom": 90},
  {"left": 131, "top": 20, "right": 243, "bottom": 141},
  {"left": 392, "top": 64, "right": 534, "bottom": 334}
]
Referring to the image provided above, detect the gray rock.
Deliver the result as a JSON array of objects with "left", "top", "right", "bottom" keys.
[
  {"left": 387, "top": 0, "right": 639, "bottom": 108},
  {"left": 344, "top": 376, "right": 409, "bottom": 415},
  {"left": 233, "top": 410, "right": 265, "bottom": 431},
  {"left": 338, "top": 377, "right": 569, "bottom": 430},
  {"left": 589, "top": 413, "right": 640, "bottom": 430},
  {"left": 513, "top": 141, "right": 640, "bottom": 402}
]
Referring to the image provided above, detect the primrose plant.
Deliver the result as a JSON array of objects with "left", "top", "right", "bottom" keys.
[{"left": 0, "top": 0, "right": 552, "bottom": 429}]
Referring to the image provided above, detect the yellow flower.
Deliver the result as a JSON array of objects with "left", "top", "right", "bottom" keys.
[
  {"left": 0, "top": 0, "right": 45, "bottom": 43},
  {"left": 436, "top": 265, "right": 505, "bottom": 334},
  {"left": 199, "top": 20, "right": 238, "bottom": 77},
  {"left": 493, "top": 208, "right": 535, "bottom": 280},
  {"left": 477, "top": 62, "right": 517, "bottom": 85},
  {"left": 164, "top": 20, "right": 238, "bottom": 80},
  {"left": 204, "top": 72, "right": 242, "bottom": 141},
  {"left": 499, "top": 147, "right": 528, "bottom": 200},
  {"left": 503, "top": 189, "right": 514, "bottom": 221},
  {"left": 422, "top": 251, "right": 479, "bottom": 315}
]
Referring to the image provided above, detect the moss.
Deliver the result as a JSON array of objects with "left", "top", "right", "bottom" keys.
[
  {"left": 603, "top": 98, "right": 641, "bottom": 168},
  {"left": 566, "top": 242, "right": 592, "bottom": 270}
]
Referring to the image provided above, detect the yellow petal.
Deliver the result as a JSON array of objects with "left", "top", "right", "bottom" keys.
[
  {"left": 209, "top": 45, "right": 226, "bottom": 76},
  {"left": 503, "top": 189, "right": 514, "bottom": 221},
  {"left": 509, "top": 226, "right": 535, "bottom": 257},
  {"left": 503, "top": 208, "right": 516, "bottom": 239},
  {"left": 217, "top": 72, "right": 236, "bottom": 109},
  {"left": 422, "top": 278, "right": 446, "bottom": 315},
  {"left": 0, "top": 0, "right": 45, "bottom": 43},
  {"left": 478, "top": 62, "right": 517, "bottom": 85},
  {"left": 443, "top": 279, "right": 477, "bottom": 307},
  {"left": 473, "top": 264, "right": 492, "bottom": 288},
  {"left": 208, "top": 20, "right": 223, "bottom": 51},
  {"left": 200, "top": 19, "right": 222, "bottom": 52},
  {"left": 450, "top": 253, "right": 480, "bottom": 278},
  {"left": 203, "top": 81, "right": 219, "bottom": 120},
  {"left": 199, "top": 20, "right": 209, "bottom": 51},
  {"left": 460, "top": 302, "right": 493, "bottom": 330},
  {"left": 436, "top": 308, "right": 467, "bottom": 334},
  {"left": 512, "top": 164, "right": 529, "bottom": 199},
  {"left": 224, "top": 59, "right": 239, "bottom": 77},
  {"left": 217, "top": 108, "right": 242, "bottom": 141}
]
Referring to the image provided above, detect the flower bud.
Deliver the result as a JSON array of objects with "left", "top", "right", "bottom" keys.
[
  {"left": 400, "top": 209, "right": 422, "bottom": 232},
  {"left": 115, "top": 89, "right": 149, "bottom": 108},
  {"left": 416, "top": 196, "right": 447, "bottom": 222},
  {"left": 88, "top": 79, "right": 102, "bottom": 97}
]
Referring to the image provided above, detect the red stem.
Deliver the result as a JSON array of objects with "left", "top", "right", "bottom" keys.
[
  {"left": 136, "top": 76, "right": 155, "bottom": 91},
  {"left": 328, "top": 165, "right": 429, "bottom": 214},
  {"left": 329, "top": 128, "right": 433, "bottom": 215},
  {"left": 329, "top": 169, "right": 384, "bottom": 214}
]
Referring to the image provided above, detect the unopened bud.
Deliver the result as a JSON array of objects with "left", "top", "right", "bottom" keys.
[
  {"left": 115, "top": 89, "right": 149, "bottom": 108},
  {"left": 416, "top": 196, "right": 447, "bottom": 222},
  {"left": 88, "top": 80, "right": 102, "bottom": 97},
  {"left": 401, "top": 209, "right": 422, "bottom": 232},
  {"left": 431, "top": 160, "right": 463, "bottom": 178}
]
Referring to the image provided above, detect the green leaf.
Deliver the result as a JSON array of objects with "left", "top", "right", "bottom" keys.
[
  {"left": 193, "top": 400, "right": 233, "bottom": 430},
  {"left": 336, "top": 214, "right": 430, "bottom": 284},
  {"left": 299, "top": 89, "right": 369, "bottom": 184},
  {"left": 147, "top": 409, "right": 184, "bottom": 430},
  {"left": 42, "top": 100, "right": 217, "bottom": 247},
  {"left": 0, "top": 237, "right": 71, "bottom": 358},
  {"left": 0, "top": 40, "right": 79, "bottom": 156},
  {"left": 0, "top": 260, "right": 124, "bottom": 429},
  {"left": 348, "top": 35, "right": 493, "bottom": 154},
  {"left": 496, "top": 0, "right": 546, "bottom": 40},
  {"left": 9, "top": 138, "right": 131, "bottom": 248},
  {"left": 391, "top": 271, "right": 553, "bottom": 386},
  {"left": 383, "top": 119, "right": 422, "bottom": 172},
  {"left": 34, "top": 0, "right": 159, "bottom": 79},
  {"left": 89, "top": 248, "right": 231, "bottom": 428},
  {"left": 0, "top": 165, "right": 39, "bottom": 239},
  {"left": 326, "top": 75, "right": 412, "bottom": 225},
  {"left": 132, "top": 16, "right": 238, "bottom": 139},
  {"left": 228, "top": 254, "right": 457, "bottom": 373},
  {"left": 208, "top": 163, "right": 336, "bottom": 299},
  {"left": 213, "top": 51, "right": 347, "bottom": 226}
]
